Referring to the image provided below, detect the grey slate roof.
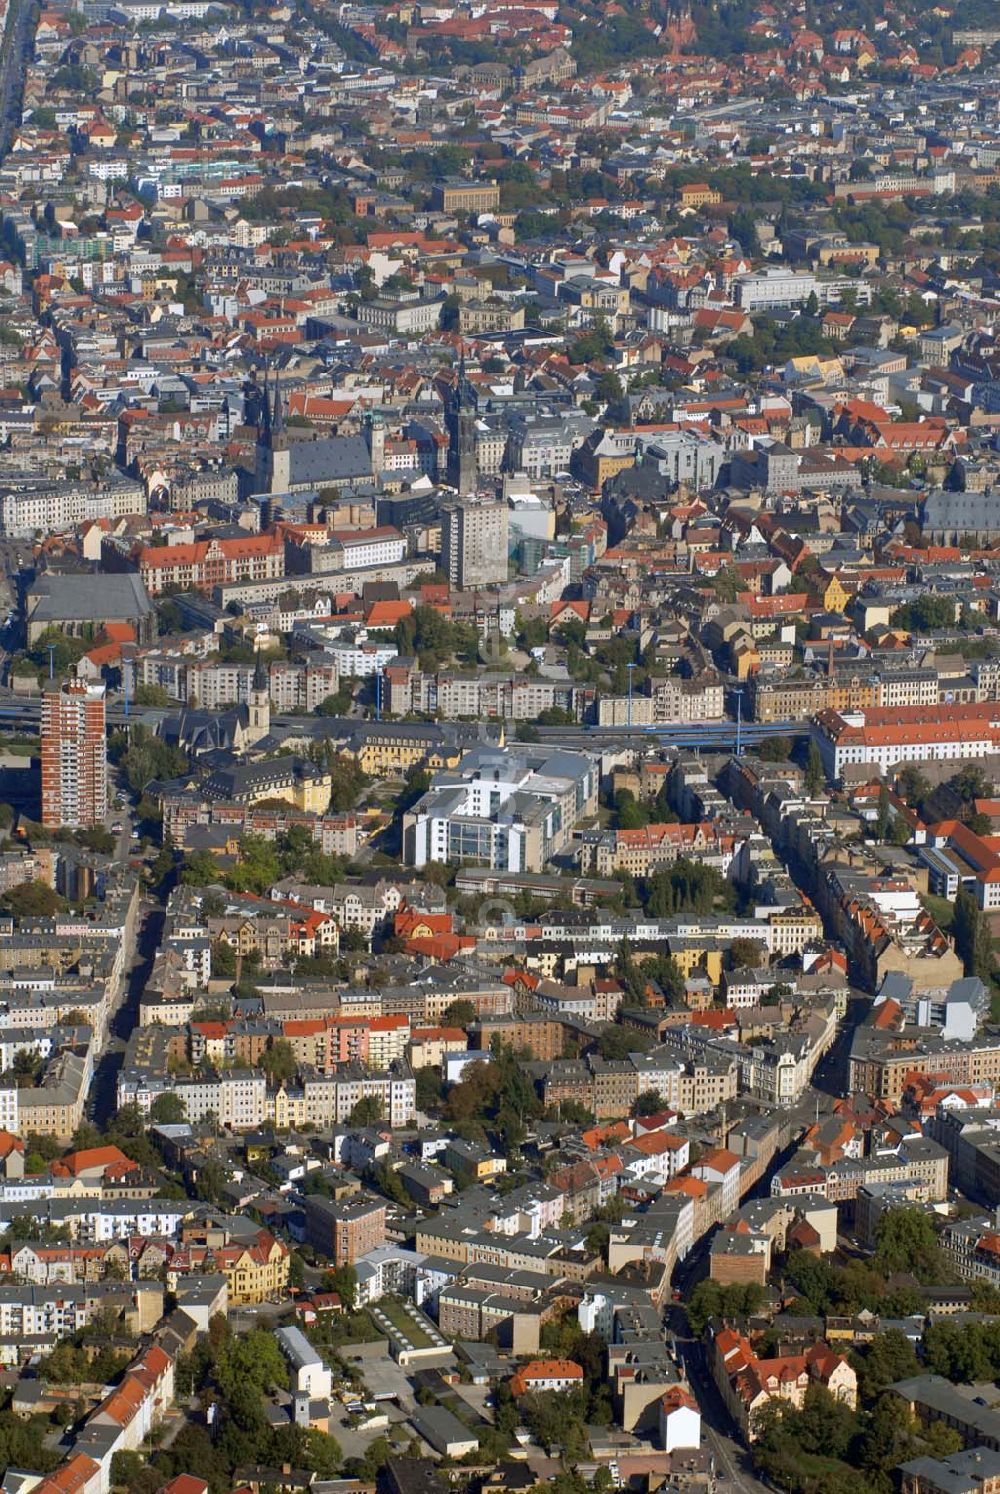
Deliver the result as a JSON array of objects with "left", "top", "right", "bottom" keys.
[
  {"left": 923, "top": 490, "right": 1000, "bottom": 532},
  {"left": 28, "top": 571, "right": 153, "bottom": 622},
  {"left": 286, "top": 434, "right": 373, "bottom": 486}
]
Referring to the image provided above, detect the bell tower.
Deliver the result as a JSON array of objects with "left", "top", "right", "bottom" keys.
[
  {"left": 447, "top": 353, "right": 478, "bottom": 498},
  {"left": 255, "top": 364, "right": 271, "bottom": 492},
  {"left": 366, "top": 411, "right": 386, "bottom": 477},
  {"left": 247, "top": 653, "right": 270, "bottom": 744},
  {"left": 255, "top": 362, "right": 291, "bottom": 493}
]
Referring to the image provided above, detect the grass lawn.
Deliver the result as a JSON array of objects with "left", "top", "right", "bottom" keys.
[
  {"left": 792, "top": 1452, "right": 854, "bottom": 1482},
  {"left": 374, "top": 1298, "right": 436, "bottom": 1349},
  {"left": 759, "top": 1450, "right": 854, "bottom": 1488},
  {"left": 921, "top": 893, "right": 955, "bottom": 934},
  {"left": 311, "top": 1309, "right": 384, "bottom": 1347}
]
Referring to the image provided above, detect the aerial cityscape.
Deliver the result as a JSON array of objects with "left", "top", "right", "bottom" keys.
[{"left": 4, "top": 0, "right": 1000, "bottom": 1491}]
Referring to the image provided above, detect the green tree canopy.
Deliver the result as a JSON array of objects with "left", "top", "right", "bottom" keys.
[
  {"left": 874, "top": 1207, "right": 945, "bottom": 1281},
  {"left": 149, "top": 1091, "right": 187, "bottom": 1124}
]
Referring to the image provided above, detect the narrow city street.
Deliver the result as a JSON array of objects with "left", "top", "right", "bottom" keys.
[
  {"left": 662, "top": 994, "right": 866, "bottom": 1492},
  {"left": 90, "top": 899, "right": 163, "bottom": 1129},
  {"left": 0, "top": 0, "right": 33, "bottom": 154},
  {"left": 674, "top": 1333, "right": 772, "bottom": 1494}
]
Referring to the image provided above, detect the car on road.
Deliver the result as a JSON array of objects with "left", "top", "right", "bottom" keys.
[{"left": 111, "top": 821, "right": 123, "bottom": 834}]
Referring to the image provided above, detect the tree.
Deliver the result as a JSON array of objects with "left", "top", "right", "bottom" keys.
[
  {"left": 23, "top": 626, "right": 89, "bottom": 680},
  {"left": 260, "top": 1039, "right": 297, "bottom": 1086},
  {"left": 596, "top": 369, "right": 623, "bottom": 404},
  {"left": 568, "top": 314, "right": 614, "bottom": 364},
  {"left": 633, "top": 1089, "right": 665, "bottom": 1116},
  {"left": 305, "top": 1430, "right": 342, "bottom": 1476},
  {"left": 0, "top": 881, "right": 64, "bottom": 918},
  {"left": 181, "top": 850, "right": 225, "bottom": 888},
  {"left": 193, "top": 1159, "right": 227, "bottom": 1204},
  {"left": 2, "top": 1210, "right": 71, "bottom": 1243},
  {"left": 112, "top": 724, "right": 189, "bottom": 795},
  {"left": 327, "top": 755, "right": 369, "bottom": 812},
  {"left": 923, "top": 1420, "right": 964, "bottom": 1457},
  {"left": 729, "top": 208, "right": 759, "bottom": 255},
  {"left": 954, "top": 887, "right": 994, "bottom": 983},
  {"left": 874, "top": 1207, "right": 944, "bottom": 1281},
  {"left": 520, "top": 1387, "right": 590, "bottom": 1455},
  {"left": 795, "top": 1382, "right": 855, "bottom": 1460},
  {"left": 685, "top": 1280, "right": 764, "bottom": 1335},
  {"left": 415, "top": 1067, "right": 443, "bottom": 1112},
  {"left": 0, "top": 1404, "right": 62, "bottom": 1476},
  {"left": 442, "top": 998, "right": 476, "bottom": 1026},
  {"left": 642, "top": 859, "right": 733, "bottom": 918},
  {"left": 728, "top": 937, "right": 763, "bottom": 970},
  {"left": 110, "top": 1452, "right": 158, "bottom": 1490},
  {"left": 784, "top": 1249, "right": 839, "bottom": 1314},
  {"left": 23, "top": 1132, "right": 61, "bottom": 1163},
  {"left": 316, "top": 689, "right": 354, "bottom": 717},
  {"left": 614, "top": 937, "right": 649, "bottom": 1007},
  {"left": 891, "top": 814, "right": 913, "bottom": 846},
  {"left": 558, "top": 1099, "right": 594, "bottom": 1124},
  {"left": 805, "top": 740, "right": 825, "bottom": 794},
  {"left": 923, "top": 1318, "right": 997, "bottom": 1381},
  {"left": 855, "top": 1327, "right": 919, "bottom": 1399},
  {"left": 72, "top": 825, "right": 115, "bottom": 854},
  {"left": 347, "top": 1096, "right": 383, "bottom": 1127},
  {"left": 585, "top": 1219, "right": 611, "bottom": 1259},
  {"left": 615, "top": 789, "right": 648, "bottom": 830},
  {"left": 10, "top": 1048, "right": 40, "bottom": 1085},
  {"left": 368, "top": 1157, "right": 408, "bottom": 1207},
  {"left": 859, "top": 1394, "right": 925, "bottom": 1484},
  {"left": 897, "top": 765, "right": 931, "bottom": 811},
  {"left": 149, "top": 1092, "right": 187, "bottom": 1124},
  {"left": 322, "top": 1264, "right": 357, "bottom": 1311},
  {"left": 211, "top": 940, "right": 236, "bottom": 977},
  {"left": 344, "top": 1434, "right": 391, "bottom": 1480},
  {"left": 953, "top": 764, "right": 989, "bottom": 804},
  {"left": 226, "top": 834, "right": 281, "bottom": 896},
  {"left": 759, "top": 735, "right": 792, "bottom": 762},
  {"left": 394, "top": 767, "right": 430, "bottom": 815},
  {"left": 890, "top": 595, "right": 956, "bottom": 632},
  {"left": 752, "top": 1385, "right": 860, "bottom": 1491},
  {"left": 597, "top": 1023, "right": 652, "bottom": 1060},
  {"left": 134, "top": 683, "right": 172, "bottom": 706},
  {"left": 443, "top": 1043, "right": 540, "bottom": 1155},
  {"left": 874, "top": 781, "right": 891, "bottom": 842}
]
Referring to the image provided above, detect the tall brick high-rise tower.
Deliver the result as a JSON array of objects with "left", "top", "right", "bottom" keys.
[{"left": 41, "top": 680, "right": 108, "bottom": 829}]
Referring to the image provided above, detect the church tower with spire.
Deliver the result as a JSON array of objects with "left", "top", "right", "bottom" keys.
[
  {"left": 254, "top": 364, "right": 271, "bottom": 492},
  {"left": 246, "top": 653, "right": 270, "bottom": 745},
  {"left": 255, "top": 362, "right": 291, "bottom": 493},
  {"left": 447, "top": 354, "right": 478, "bottom": 497}
]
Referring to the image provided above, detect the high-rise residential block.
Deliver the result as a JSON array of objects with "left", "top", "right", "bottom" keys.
[
  {"left": 41, "top": 681, "right": 108, "bottom": 829},
  {"left": 441, "top": 501, "right": 509, "bottom": 590}
]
